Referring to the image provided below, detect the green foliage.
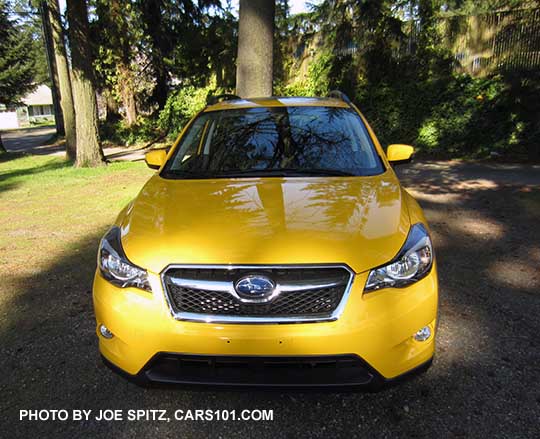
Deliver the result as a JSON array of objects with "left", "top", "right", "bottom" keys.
[
  {"left": 91, "top": 0, "right": 233, "bottom": 114},
  {"left": 89, "top": 0, "right": 540, "bottom": 160},
  {"left": 274, "top": 0, "right": 290, "bottom": 87},
  {"left": 11, "top": 0, "right": 50, "bottom": 85},
  {"left": 415, "top": 75, "right": 508, "bottom": 154},
  {"left": 0, "top": 1, "right": 36, "bottom": 105},
  {"left": 284, "top": 0, "right": 540, "bottom": 160},
  {"left": 100, "top": 116, "right": 157, "bottom": 147},
  {"left": 356, "top": 70, "right": 538, "bottom": 159},
  {"left": 204, "top": 3, "right": 238, "bottom": 89},
  {"left": 133, "top": 0, "right": 223, "bottom": 108},
  {"left": 157, "top": 84, "right": 216, "bottom": 139},
  {"left": 92, "top": 0, "right": 148, "bottom": 106},
  {"left": 278, "top": 52, "right": 334, "bottom": 96},
  {"left": 100, "top": 82, "right": 218, "bottom": 146}
]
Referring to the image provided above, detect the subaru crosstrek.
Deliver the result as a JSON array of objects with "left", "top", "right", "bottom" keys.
[{"left": 93, "top": 93, "right": 438, "bottom": 388}]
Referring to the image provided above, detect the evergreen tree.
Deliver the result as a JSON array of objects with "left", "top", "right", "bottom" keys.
[
  {"left": 94, "top": 0, "right": 142, "bottom": 126},
  {"left": 0, "top": 0, "right": 36, "bottom": 152},
  {"left": 136, "top": 0, "right": 221, "bottom": 110},
  {"left": 12, "top": 0, "right": 50, "bottom": 85}
]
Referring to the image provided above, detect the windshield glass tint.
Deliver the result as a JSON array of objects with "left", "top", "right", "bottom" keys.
[{"left": 163, "top": 106, "right": 384, "bottom": 178}]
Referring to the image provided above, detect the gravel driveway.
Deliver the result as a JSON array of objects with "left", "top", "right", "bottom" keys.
[{"left": 2, "top": 160, "right": 539, "bottom": 438}]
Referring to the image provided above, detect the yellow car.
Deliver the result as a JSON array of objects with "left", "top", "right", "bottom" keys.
[{"left": 93, "top": 92, "right": 438, "bottom": 389}]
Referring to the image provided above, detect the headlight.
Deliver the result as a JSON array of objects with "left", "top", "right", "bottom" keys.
[
  {"left": 98, "top": 226, "right": 151, "bottom": 292},
  {"left": 365, "top": 223, "right": 433, "bottom": 292}
]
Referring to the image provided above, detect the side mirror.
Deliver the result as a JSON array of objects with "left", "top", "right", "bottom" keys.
[
  {"left": 387, "top": 144, "right": 414, "bottom": 165},
  {"left": 145, "top": 149, "right": 167, "bottom": 170}
]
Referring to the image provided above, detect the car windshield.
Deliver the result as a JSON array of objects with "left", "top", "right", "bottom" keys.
[{"left": 161, "top": 106, "right": 385, "bottom": 178}]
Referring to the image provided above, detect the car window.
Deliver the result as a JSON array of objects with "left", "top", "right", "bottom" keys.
[
  {"left": 169, "top": 117, "right": 207, "bottom": 168},
  {"left": 162, "top": 106, "right": 385, "bottom": 178}
]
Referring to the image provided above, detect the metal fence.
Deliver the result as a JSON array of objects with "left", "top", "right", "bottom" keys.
[
  {"left": 393, "top": 8, "right": 540, "bottom": 75},
  {"left": 295, "top": 8, "right": 540, "bottom": 77},
  {"left": 432, "top": 8, "right": 540, "bottom": 75}
]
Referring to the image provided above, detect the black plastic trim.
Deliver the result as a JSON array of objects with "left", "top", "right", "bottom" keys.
[
  {"left": 206, "top": 94, "right": 241, "bottom": 106},
  {"left": 327, "top": 90, "right": 352, "bottom": 105},
  {"left": 389, "top": 156, "right": 413, "bottom": 166},
  {"left": 101, "top": 353, "right": 433, "bottom": 391}
]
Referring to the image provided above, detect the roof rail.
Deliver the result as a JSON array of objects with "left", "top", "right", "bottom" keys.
[
  {"left": 327, "top": 90, "right": 352, "bottom": 105},
  {"left": 206, "top": 94, "right": 241, "bottom": 106}
]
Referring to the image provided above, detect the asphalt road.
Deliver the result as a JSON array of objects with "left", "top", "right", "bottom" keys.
[
  {"left": 1, "top": 127, "right": 59, "bottom": 154},
  {"left": 2, "top": 160, "right": 539, "bottom": 438},
  {"left": 1, "top": 126, "right": 147, "bottom": 161}
]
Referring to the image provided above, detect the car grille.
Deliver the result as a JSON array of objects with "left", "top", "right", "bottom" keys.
[{"left": 162, "top": 266, "right": 353, "bottom": 323}]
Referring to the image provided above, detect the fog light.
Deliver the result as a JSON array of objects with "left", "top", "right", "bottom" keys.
[
  {"left": 413, "top": 326, "right": 431, "bottom": 342},
  {"left": 99, "top": 324, "right": 114, "bottom": 339}
]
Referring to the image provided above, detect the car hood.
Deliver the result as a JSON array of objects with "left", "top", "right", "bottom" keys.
[{"left": 119, "top": 171, "right": 410, "bottom": 274}]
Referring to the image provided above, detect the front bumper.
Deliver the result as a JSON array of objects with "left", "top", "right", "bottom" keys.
[
  {"left": 102, "top": 353, "right": 434, "bottom": 389},
  {"left": 93, "top": 264, "right": 438, "bottom": 386}
]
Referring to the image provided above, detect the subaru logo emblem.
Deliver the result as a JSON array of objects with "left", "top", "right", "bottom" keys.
[{"left": 234, "top": 275, "right": 275, "bottom": 299}]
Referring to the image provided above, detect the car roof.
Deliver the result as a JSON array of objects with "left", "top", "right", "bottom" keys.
[{"left": 204, "top": 96, "right": 350, "bottom": 112}]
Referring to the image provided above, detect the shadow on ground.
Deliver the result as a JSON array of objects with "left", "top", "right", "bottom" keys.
[
  {"left": 0, "top": 153, "right": 71, "bottom": 195},
  {"left": 1, "top": 127, "right": 60, "bottom": 155},
  {"left": 1, "top": 161, "right": 539, "bottom": 438},
  {"left": 0, "top": 156, "right": 70, "bottom": 181}
]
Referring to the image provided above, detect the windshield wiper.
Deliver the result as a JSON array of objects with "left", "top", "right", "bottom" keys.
[
  {"left": 161, "top": 169, "right": 213, "bottom": 179},
  {"left": 287, "top": 168, "right": 357, "bottom": 176},
  {"left": 162, "top": 168, "right": 359, "bottom": 179},
  {"left": 212, "top": 168, "right": 358, "bottom": 177}
]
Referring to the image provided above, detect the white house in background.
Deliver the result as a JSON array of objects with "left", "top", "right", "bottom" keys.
[{"left": 0, "top": 84, "right": 55, "bottom": 129}]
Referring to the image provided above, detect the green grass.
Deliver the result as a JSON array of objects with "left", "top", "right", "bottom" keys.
[{"left": 0, "top": 153, "right": 153, "bottom": 284}]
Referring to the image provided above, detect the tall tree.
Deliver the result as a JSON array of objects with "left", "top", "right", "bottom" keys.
[
  {"left": 95, "top": 0, "right": 140, "bottom": 126},
  {"left": 46, "top": 0, "right": 77, "bottom": 160},
  {"left": 273, "top": 0, "right": 289, "bottom": 88},
  {"left": 136, "top": 0, "right": 220, "bottom": 110},
  {"left": 111, "top": 0, "right": 138, "bottom": 126},
  {"left": 0, "top": 0, "right": 36, "bottom": 152},
  {"left": 67, "top": 0, "right": 105, "bottom": 167},
  {"left": 236, "top": 0, "right": 275, "bottom": 98},
  {"left": 204, "top": 2, "right": 238, "bottom": 88},
  {"left": 12, "top": 0, "right": 50, "bottom": 85},
  {"left": 138, "top": 0, "right": 169, "bottom": 109},
  {"left": 40, "top": 0, "right": 64, "bottom": 136}
]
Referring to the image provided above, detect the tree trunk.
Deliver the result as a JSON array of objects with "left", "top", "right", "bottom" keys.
[
  {"left": 47, "top": 0, "right": 77, "bottom": 161},
  {"left": 40, "top": 1, "right": 64, "bottom": 137},
  {"left": 215, "top": 62, "right": 223, "bottom": 87},
  {"left": 67, "top": 0, "right": 105, "bottom": 167},
  {"left": 236, "top": 0, "right": 275, "bottom": 98},
  {"left": 117, "top": 63, "right": 137, "bottom": 126},
  {"left": 104, "top": 91, "right": 120, "bottom": 123},
  {"left": 0, "top": 132, "right": 6, "bottom": 153},
  {"left": 110, "top": 0, "right": 138, "bottom": 126},
  {"left": 140, "top": 0, "right": 169, "bottom": 109}
]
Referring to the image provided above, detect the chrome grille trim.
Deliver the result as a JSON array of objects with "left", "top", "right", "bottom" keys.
[
  {"left": 167, "top": 276, "right": 347, "bottom": 303},
  {"left": 160, "top": 264, "right": 355, "bottom": 324}
]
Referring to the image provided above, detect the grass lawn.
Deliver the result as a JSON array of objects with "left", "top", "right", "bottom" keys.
[{"left": 0, "top": 153, "right": 152, "bottom": 308}]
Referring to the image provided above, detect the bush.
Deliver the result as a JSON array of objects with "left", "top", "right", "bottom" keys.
[
  {"left": 99, "top": 116, "right": 157, "bottom": 147},
  {"left": 99, "top": 64, "right": 539, "bottom": 160},
  {"left": 158, "top": 84, "right": 215, "bottom": 139},
  {"left": 278, "top": 52, "right": 334, "bottom": 97},
  {"left": 100, "top": 83, "right": 217, "bottom": 146},
  {"left": 355, "top": 71, "right": 537, "bottom": 159}
]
